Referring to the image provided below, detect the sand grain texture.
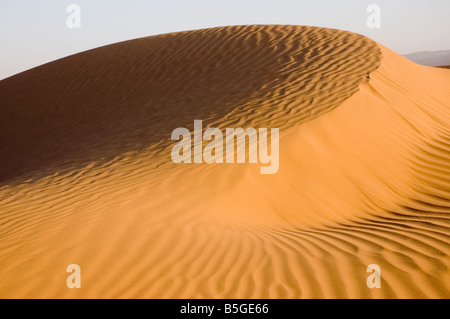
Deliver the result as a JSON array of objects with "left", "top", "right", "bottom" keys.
[{"left": 0, "top": 25, "right": 449, "bottom": 298}]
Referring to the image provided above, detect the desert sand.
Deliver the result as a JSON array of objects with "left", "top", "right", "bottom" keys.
[{"left": 0, "top": 25, "right": 449, "bottom": 298}]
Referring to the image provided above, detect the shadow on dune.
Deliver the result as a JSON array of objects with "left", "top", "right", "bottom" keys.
[{"left": 0, "top": 25, "right": 379, "bottom": 186}]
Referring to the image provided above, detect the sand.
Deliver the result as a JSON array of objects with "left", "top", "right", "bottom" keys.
[{"left": 0, "top": 25, "right": 449, "bottom": 298}]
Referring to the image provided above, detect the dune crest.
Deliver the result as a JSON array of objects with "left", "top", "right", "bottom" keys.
[{"left": 0, "top": 25, "right": 449, "bottom": 298}]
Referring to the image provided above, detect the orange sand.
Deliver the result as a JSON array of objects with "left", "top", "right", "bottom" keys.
[{"left": 0, "top": 25, "right": 449, "bottom": 298}]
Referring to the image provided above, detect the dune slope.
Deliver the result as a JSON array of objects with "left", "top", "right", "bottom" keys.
[{"left": 0, "top": 25, "right": 449, "bottom": 298}]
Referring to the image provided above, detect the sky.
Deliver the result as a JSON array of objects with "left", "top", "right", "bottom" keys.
[{"left": 1, "top": 0, "right": 449, "bottom": 80}]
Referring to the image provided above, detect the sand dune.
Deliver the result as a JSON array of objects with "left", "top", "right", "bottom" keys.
[{"left": 0, "top": 25, "right": 449, "bottom": 298}]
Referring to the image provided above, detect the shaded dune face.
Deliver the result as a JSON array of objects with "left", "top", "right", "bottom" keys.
[
  {"left": 1, "top": 25, "right": 450, "bottom": 299},
  {"left": 0, "top": 25, "right": 380, "bottom": 185}
]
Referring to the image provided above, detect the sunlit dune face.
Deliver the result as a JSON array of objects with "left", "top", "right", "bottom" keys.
[{"left": 0, "top": 25, "right": 449, "bottom": 299}]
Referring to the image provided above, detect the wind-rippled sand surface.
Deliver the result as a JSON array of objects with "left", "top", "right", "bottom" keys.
[{"left": 0, "top": 25, "right": 449, "bottom": 298}]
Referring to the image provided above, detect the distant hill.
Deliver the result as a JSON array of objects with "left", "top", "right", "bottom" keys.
[{"left": 403, "top": 50, "right": 450, "bottom": 66}]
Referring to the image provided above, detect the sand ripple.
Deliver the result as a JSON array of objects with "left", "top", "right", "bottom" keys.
[{"left": 0, "top": 25, "right": 449, "bottom": 298}]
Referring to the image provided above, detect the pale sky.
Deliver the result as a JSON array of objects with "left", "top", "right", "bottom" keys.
[{"left": 1, "top": 0, "right": 449, "bottom": 79}]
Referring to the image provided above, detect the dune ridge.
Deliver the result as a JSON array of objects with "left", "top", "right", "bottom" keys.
[{"left": 0, "top": 25, "right": 449, "bottom": 298}]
